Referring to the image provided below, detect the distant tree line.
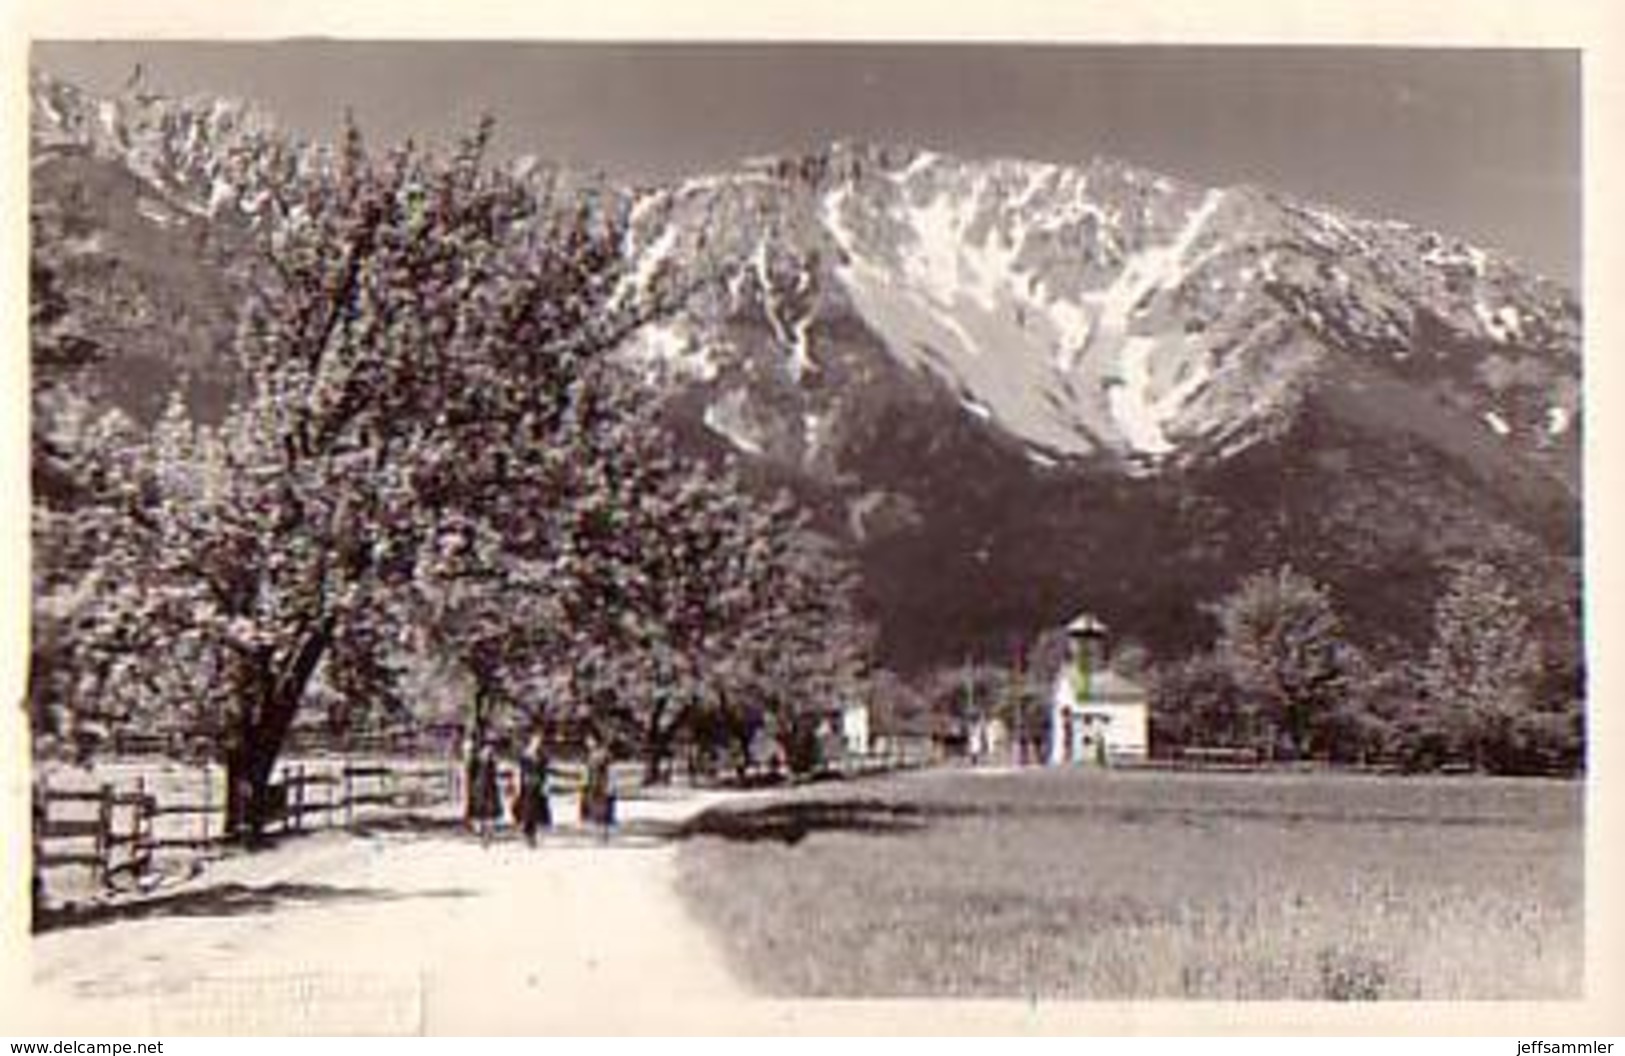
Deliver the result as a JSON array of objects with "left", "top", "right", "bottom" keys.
[
  {"left": 881, "top": 557, "right": 1582, "bottom": 778},
  {"left": 1149, "top": 562, "right": 1584, "bottom": 775}
]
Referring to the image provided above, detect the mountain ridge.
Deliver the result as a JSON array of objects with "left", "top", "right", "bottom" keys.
[
  {"left": 28, "top": 72, "right": 1584, "bottom": 676},
  {"left": 617, "top": 138, "right": 1577, "bottom": 481}
]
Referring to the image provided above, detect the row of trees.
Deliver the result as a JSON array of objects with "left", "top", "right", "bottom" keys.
[
  {"left": 871, "top": 558, "right": 1581, "bottom": 778},
  {"left": 31, "top": 115, "right": 873, "bottom": 839},
  {"left": 1151, "top": 562, "right": 1583, "bottom": 775}
]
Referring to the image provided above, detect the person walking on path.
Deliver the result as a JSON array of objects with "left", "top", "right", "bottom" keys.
[
  {"left": 579, "top": 738, "right": 617, "bottom": 843},
  {"left": 468, "top": 740, "right": 503, "bottom": 847},
  {"left": 516, "top": 729, "right": 553, "bottom": 847},
  {"left": 459, "top": 729, "right": 478, "bottom": 832}
]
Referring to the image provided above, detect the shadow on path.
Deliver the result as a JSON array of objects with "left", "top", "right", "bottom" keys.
[
  {"left": 34, "top": 880, "right": 476, "bottom": 934},
  {"left": 677, "top": 798, "right": 930, "bottom": 845},
  {"left": 346, "top": 813, "right": 467, "bottom": 838}
]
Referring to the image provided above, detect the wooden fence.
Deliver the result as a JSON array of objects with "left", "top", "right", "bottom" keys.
[
  {"left": 34, "top": 741, "right": 932, "bottom": 909},
  {"left": 33, "top": 779, "right": 156, "bottom": 892},
  {"left": 268, "top": 760, "right": 458, "bottom": 833},
  {"left": 33, "top": 757, "right": 458, "bottom": 906}
]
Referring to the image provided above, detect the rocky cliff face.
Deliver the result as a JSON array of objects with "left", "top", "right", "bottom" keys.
[
  {"left": 605, "top": 141, "right": 1580, "bottom": 668},
  {"left": 620, "top": 142, "right": 1577, "bottom": 477}
]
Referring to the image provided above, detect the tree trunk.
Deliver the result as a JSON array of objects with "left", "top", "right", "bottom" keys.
[
  {"left": 643, "top": 698, "right": 669, "bottom": 786},
  {"left": 733, "top": 725, "right": 753, "bottom": 782},
  {"left": 227, "top": 742, "right": 285, "bottom": 847},
  {"left": 224, "top": 743, "right": 257, "bottom": 846},
  {"left": 462, "top": 681, "right": 494, "bottom": 823},
  {"left": 713, "top": 687, "right": 750, "bottom": 782},
  {"left": 225, "top": 619, "right": 334, "bottom": 845}
]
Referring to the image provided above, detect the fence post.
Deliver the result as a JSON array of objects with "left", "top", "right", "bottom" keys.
[
  {"left": 32, "top": 774, "right": 47, "bottom": 919},
  {"left": 272, "top": 765, "right": 283, "bottom": 836},
  {"left": 134, "top": 775, "right": 150, "bottom": 886},
  {"left": 343, "top": 764, "right": 353, "bottom": 829},
  {"left": 95, "top": 782, "right": 113, "bottom": 892},
  {"left": 293, "top": 763, "right": 305, "bottom": 834},
  {"left": 144, "top": 779, "right": 157, "bottom": 881},
  {"left": 200, "top": 761, "right": 212, "bottom": 846},
  {"left": 129, "top": 777, "right": 140, "bottom": 878}
]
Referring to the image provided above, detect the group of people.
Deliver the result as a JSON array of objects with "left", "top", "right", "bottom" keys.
[{"left": 464, "top": 730, "right": 618, "bottom": 846}]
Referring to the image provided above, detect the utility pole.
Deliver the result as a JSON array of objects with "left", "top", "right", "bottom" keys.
[
  {"left": 963, "top": 656, "right": 976, "bottom": 764},
  {"left": 1012, "top": 639, "right": 1025, "bottom": 767}
]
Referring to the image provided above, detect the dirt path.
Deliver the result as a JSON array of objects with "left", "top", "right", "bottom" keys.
[{"left": 22, "top": 793, "right": 757, "bottom": 1033}]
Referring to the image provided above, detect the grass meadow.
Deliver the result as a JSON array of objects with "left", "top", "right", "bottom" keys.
[{"left": 674, "top": 767, "right": 1583, "bottom": 999}]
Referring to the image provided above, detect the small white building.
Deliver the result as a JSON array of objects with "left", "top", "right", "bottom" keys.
[
  {"left": 1049, "top": 612, "right": 1150, "bottom": 765},
  {"left": 967, "top": 715, "right": 1009, "bottom": 764},
  {"left": 840, "top": 701, "right": 870, "bottom": 757}
]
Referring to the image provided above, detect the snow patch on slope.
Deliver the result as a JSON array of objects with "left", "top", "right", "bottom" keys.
[
  {"left": 206, "top": 177, "right": 235, "bottom": 217},
  {"left": 679, "top": 171, "right": 770, "bottom": 197},
  {"left": 803, "top": 412, "right": 826, "bottom": 455},
  {"left": 960, "top": 396, "right": 993, "bottom": 422},
  {"left": 1025, "top": 448, "right": 1059, "bottom": 469},
  {"left": 623, "top": 321, "right": 719, "bottom": 382},
  {"left": 1476, "top": 301, "right": 1525, "bottom": 343},
  {"left": 898, "top": 150, "right": 940, "bottom": 182},
  {"left": 625, "top": 222, "right": 679, "bottom": 300},
  {"left": 1109, "top": 338, "right": 1174, "bottom": 455},
  {"left": 754, "top": 242, "right": 817, "bottom": 381},
  {"left": 1092, "top": 190, "right": 1223, "bottom": 332},
  {"left": 704, "top": 392, "right": 766, "bottom": 455},
  {"left": 900, "top": 184, "right": 1020, "bottom": 315},
  {"left": 1089, "top": 190, "right": 1225, "bottom": 456},
  {"left": 821, "top": 173, "right": 1249, "bottom": 467},
  {"left": 627, "top": 188, "right": 669, "bottom": 230},
  {"left": 136, "top": 197, "right": 181, "bottom": 228}
]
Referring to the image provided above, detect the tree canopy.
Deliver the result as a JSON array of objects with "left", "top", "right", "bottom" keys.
[
  {"left": 31, "top": 113, "right": 872, "bottom": 835},
  {"left": 1420, "top": 557, "right": 1553, "bottom": 772},
  {"left": 1213, "top": 565, "right": 1354, "bottom": 759}
]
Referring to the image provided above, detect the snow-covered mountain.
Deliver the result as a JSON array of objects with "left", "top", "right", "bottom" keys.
[
  {"left": 610, "top": 141, "right": 1580, "bottom": 668},
  {"left": 29, "top": 74, "right": 1583, "bottom": 673},
  {"left": 619, "top": 141, "right": 1578, "bottom": 484}
]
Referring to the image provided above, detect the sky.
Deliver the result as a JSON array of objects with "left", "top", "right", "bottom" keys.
[{"left": 32, "top": 42, "right": 1581, "bottom": 286}]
